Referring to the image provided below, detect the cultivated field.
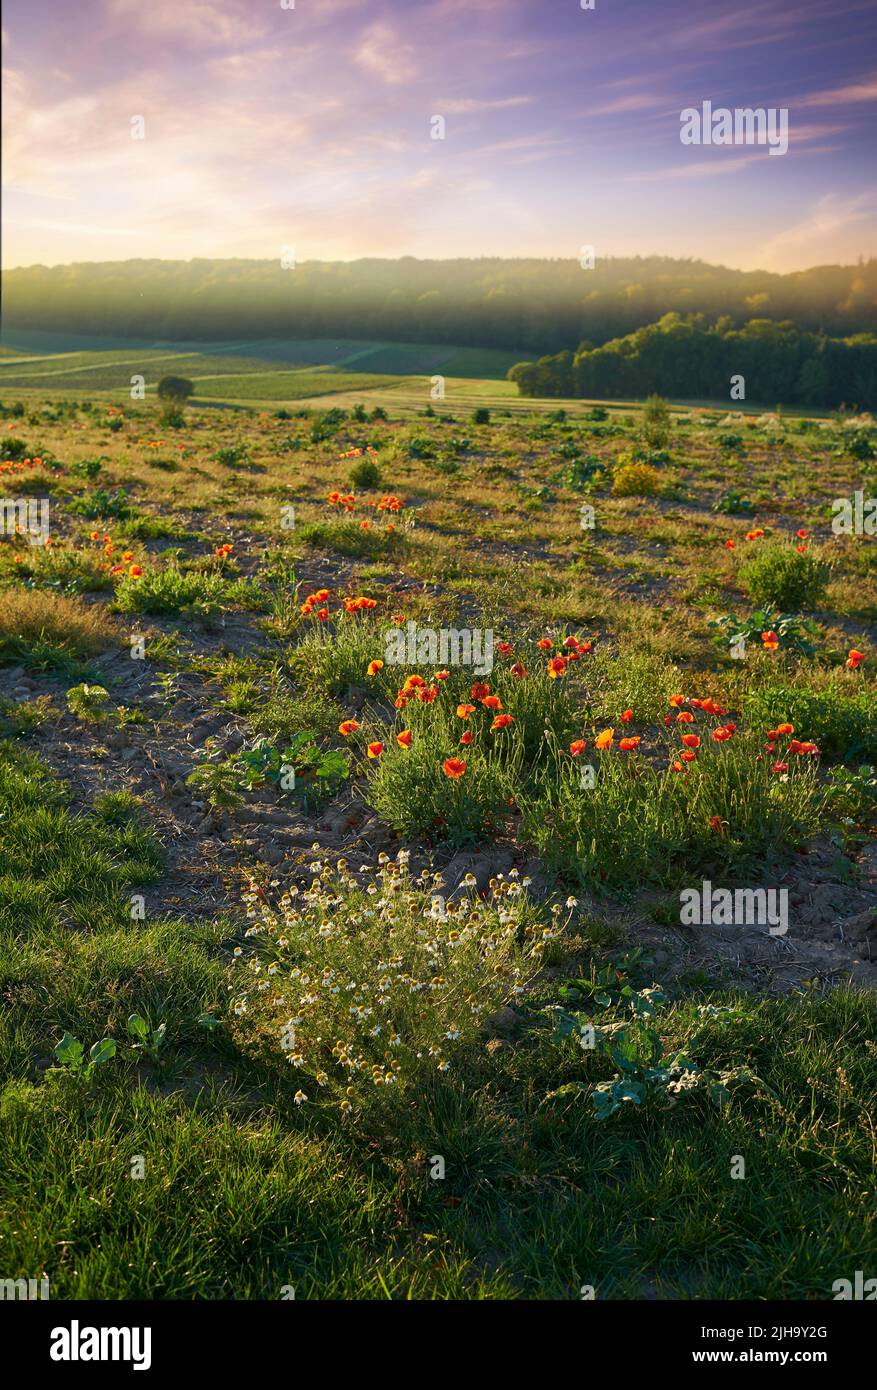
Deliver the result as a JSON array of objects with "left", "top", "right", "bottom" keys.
[{"left": 1, "top": 377, "right": 876, "bottom": 1299}]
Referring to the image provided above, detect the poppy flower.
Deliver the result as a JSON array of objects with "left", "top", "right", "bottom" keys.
[
  {"left": 394, "top": 694, "right": 409, "bottom": 711},
  {"left": 316, "top": 608, "right": 329, "bottom": 622},
  {"left": 671, "top": 760, "right": 684, "bottom": 773},
  {"left": 536, "top": 638, "right": 553, "bottom": 651},
  {"left": 367, "top": 742, "right": 384, "bottom": 759},
  {"left": 367, "top": 660, "right": 384, "bottom": 677},
  {"left": 796, "top": 529, "right": 808, "bottom": 540},
  {"left": 681, "top": 750, "right": 697, "bottom": 763},
  {"left": 761, "top": 631, "right": 779, "bottom": 650},
  {"left": 313, "top": 589, "right": 330, "bottom": 601},
  {"left": 490, "top": 714, "right": 514, "bottom": 731},
  {"left": 459, "top": 731, "right": 473, "bottom": 746},
  {"left": 435, "top": 670, "right": 450, "bottom": 681},
  {"left": 620, "top": 709, "right": 633, "bottom": 723},
  {"left": 417, "top": 685, "right": 438, "bottom": 704},
  {"left": 788, "top": 740, "right": 819, "bottom": 756},
  {"left": 327, "top": 491, "right": 341, "bottom": 504},
  {"left": 776, "top": 723, "right": 794, "bottom": 735},
  {"left": 681, "top": 733, "right": 700, "bottom": 749},
  {"left": 796, "top": 544, "right": 807, "bottom": 555},
  {"left": 547, "top": 656, "right": 567, "bottom": 680},
  {"left": 594, "top": 728, "right": 614, "bottom": 750},
  {"left": 724, "top": 539, "right": 736, "bottom": 550},
  {"left": 569, "top": 739, "right": 587, "bottom": 757},
  {"left": 745, "top": 529, "right": 764, "bottom": 540},
  {"left": 482, "top": 695, "right": 503, "bottom": 710},
  {"left": 456, "top": 703, "right": 476, "bottom": 719},
  {"left": 618, "top": 737, "right": 641, "bottom": 751},
  {"left": 669, "top": 694, "right": 686, "bottom": 708},
  {"left": 128, "top": 565, "right": 143, "bottom": 577},
  {"left": 708, "top": 816, "right": 724, "bottom": 833},
  {"left": 122, "top": 551, "right": 134, "bottom": 562},
  {"left": 771, "top": 761, "right": 789, "bottom": 774},
  {"left": 471, "top": 683, "right": 490, "bottom": 701},
  {"left": 396, "top": 730, "right": 412, "bottom": 748},
  {"left": 562, "top": 636, "right": 580, "bottom": 650},
  {"left": 510, "top": 662, "right": 528, "bottom": 679},
  {"left": 711, "top": 727, "right": 733, "bottom": 742},
  {"left": 497, "top": 642, "right": 513, "bottom": 655},
  {"left": 338, "top": 720, "right": 360, "bottom": 736},
  {"left": 404, "top": 674, "right": 427, "bottom": 692},
  {"left": 89, "top": 530, "right": 101, "bottom": 542},
  {"left": 443, "top": 757, "right": 467, "bottom": 779},
  {"left": 578, "top": 641, "right": 593, "bottom": 654},
  {"left": 847, "top": 649, "right": 866, "bottom": 669},
  {"left": 676, "top": 710, "right": 695, "bottom": 723}
]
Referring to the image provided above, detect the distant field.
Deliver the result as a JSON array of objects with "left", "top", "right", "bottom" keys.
[
  {"left": 0, "top": 331, "right": 830, "bottom": 418},
  {"left": 0, "top": 333, "right": 525, "bottom": 395}
]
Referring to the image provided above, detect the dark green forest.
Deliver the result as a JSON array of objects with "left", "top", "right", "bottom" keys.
[
  {"left": 3, "top": 255, "right": 877, "bottom": 355},
  {"left": 509, "top": 313, "right": 877, "bottom": 409}
]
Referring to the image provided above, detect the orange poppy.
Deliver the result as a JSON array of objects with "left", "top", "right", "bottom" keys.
[
  {"left": 618, "top": 737, "right": 641, "bottom": 751},
  {"left": 594, "top": 729, "right": 614, "bottom": 750},
  {"left": 396, "top": 730, "right": 412, "bottom": 748},
  {"left": 620, "top": 709, "right": 633, "bottom": 723},
  {"left": 761, "top": 631, "right": 779, "bottom": 650},
  {"left": 547, "top": 656, "right": 567, "bottom": 679},
  {"left": 367, "top": 660, "right": 384, "bottom": 677},
  {"left": 681, "top": 733, "right": 700, "bottom": 748},
  {"left": 490, "top": 714, "right": 514, "bottom": 731},
  {"left": 569, "top": 739, "right": 587, "bottom": 757},
  {"left": 367, "top": 742, "right": 384, "bottom": 759},
  {"left": 471, "top": 682, "right": 490, "bottom": 700},
  {"left": 338, "top": 720, "right": 360, "bottom": 736},
  {"left": 456, "top": 703, "right": 476, "bottom": 719},
  {"left": 460, "top": 731, "right": 473, "bottom": 746},
  {"left": 847, "top": 649, "right": 866, "bottom": 669},
  {"left": 443, "top": 757, "right": 467, "bottom": 778}
]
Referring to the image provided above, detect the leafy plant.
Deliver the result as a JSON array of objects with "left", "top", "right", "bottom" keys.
[
  {"left": 710, "top": 610, "right": 822, "bottom": 658},
  {"left": 544, "top": 985, "right": 770, "bottom": 1119},
  {"left": 127, "top": 1013, "right": 168, "bottom": 1067},
  {"left": 66, "top": 683, "right": 110, "bottom": 721},
  {"left": 53, "top": 1032, "right": 117, "bottom": 1079}
]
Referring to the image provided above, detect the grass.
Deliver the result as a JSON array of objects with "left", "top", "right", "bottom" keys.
[
  {"left": 0, "top": 588, "right": 117, "bottom": 671},
  {"left": 0, "top": 382, "right": 875, "bottom": 1300}
]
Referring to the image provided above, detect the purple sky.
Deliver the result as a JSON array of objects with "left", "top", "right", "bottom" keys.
[{"left": 2, "top": 0, "right": 876, "bottom": 270}]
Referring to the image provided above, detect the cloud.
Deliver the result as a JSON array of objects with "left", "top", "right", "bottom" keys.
[
  {"left": 105, "top": 0, "right": 267, "bottom": 46},
  {"left": 435, "top": 95, "right": 532, "bottom": 113},
  {"left": 797, "top": 73, "right": 877, "bottom": 106},
  {"left": 354, "top": 22, "right": 418, "bottom": 85},
  {"left": 754, "top": 192, "right": 875, "bottom": 267}
]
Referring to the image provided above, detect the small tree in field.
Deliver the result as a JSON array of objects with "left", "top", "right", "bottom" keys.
[
  {"left": 157, "top": 376, "right": 194, "bottom": 404},
  {"left": 642, "top": 394, "right": 671, "bottom": 449}
]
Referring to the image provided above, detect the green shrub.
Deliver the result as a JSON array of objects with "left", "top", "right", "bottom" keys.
[
  {"left": 744, "top": 681, "right": 877, "bottom": 762},
  {"left": 349, "top": 457, "right": 381, "bottom": 490},
  {"left": 740, "top": 543, "right": 830, "bottom": 611}
]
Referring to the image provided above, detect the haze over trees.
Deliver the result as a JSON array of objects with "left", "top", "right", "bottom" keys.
[{"left": 3, "top": 255, "right": 877, "bottom": 355}]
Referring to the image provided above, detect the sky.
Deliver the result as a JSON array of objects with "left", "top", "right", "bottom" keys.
[{"left": 2, "top": 0, "right": 876, "bottom": 272}]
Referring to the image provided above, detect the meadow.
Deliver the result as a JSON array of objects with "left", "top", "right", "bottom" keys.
[{"left": 1, "top": 364, "right": 876, "bottom": 1299}]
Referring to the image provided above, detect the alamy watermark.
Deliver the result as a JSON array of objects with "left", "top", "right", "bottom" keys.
[
  {"left": 680, "top": 101, "right": 788, "bottom": 157},
  {"left": 0, "top": 497, "right": 50, "bottom": 546},
  {"left": 385, "top": 622, "right": 493, "bottom": 676},
  {"left": 680, "top": 881, "right": 789, "bottom": 936},
  {"left": 832, "top": 491, "right": 877, "bottom": 535}
]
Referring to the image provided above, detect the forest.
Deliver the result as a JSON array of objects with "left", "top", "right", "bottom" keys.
[
  {"left": 3, "top": 255, "right": 877, "bottom": 357},
  {"left": 508, "top": 313, "right": 877, "bottom": 409}
]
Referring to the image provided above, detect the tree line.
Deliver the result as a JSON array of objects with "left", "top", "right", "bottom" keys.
[
  {"left": 3, "top": 255, "right": 877, "bottom": 357},
  {"left": 507, "top": 313, "right": 877, "bottom": 409}
]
